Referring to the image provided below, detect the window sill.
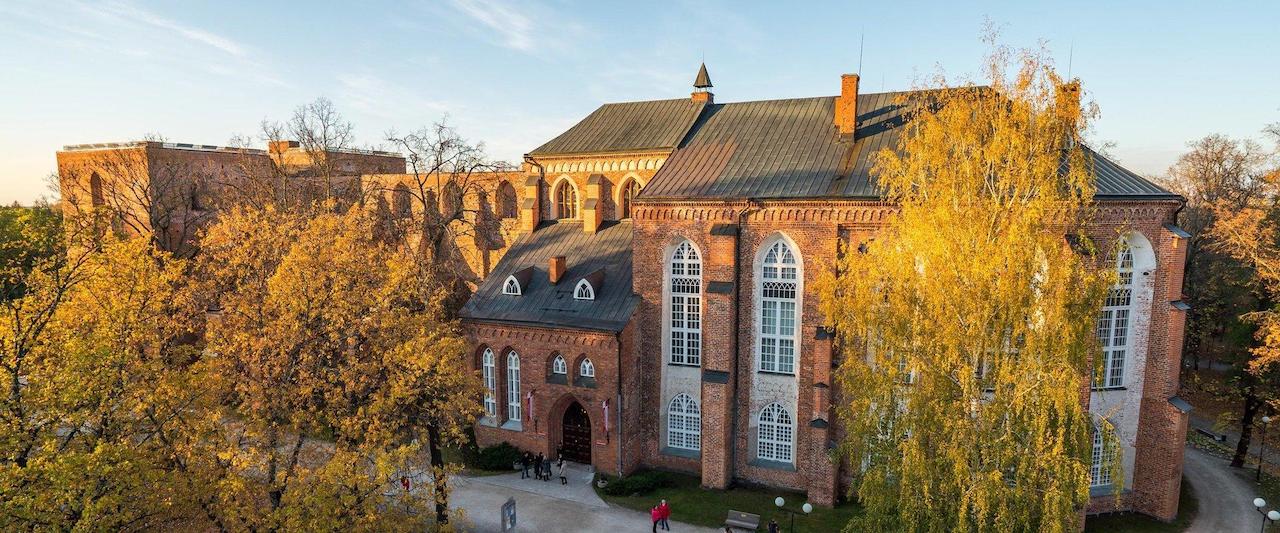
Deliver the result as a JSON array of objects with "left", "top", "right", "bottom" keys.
[
  {"left": 667, "top": 362, "right": 701, "bottom": 368},
  {"left": 757, "top": 370, "right": 797, "bottom": 377},
  {"left": 749, "top": 458, "right": 796, "bottom": 472},
  {"left": 478, "top": 417, "right": 498, "bottom": 427},
  {"left": 1089, "top": 485, "right": 1132, "bottom": 498},
  {"left": 500, "top": 420, "right": 523, "bottom": 432},
  {"left": 1091, "top": 387, "right": 1128, "bottom": 392},
  {"left": 660, "top": 446, "right": 701, "bottom": 460}
]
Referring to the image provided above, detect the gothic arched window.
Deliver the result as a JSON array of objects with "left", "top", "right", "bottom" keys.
[
  {"left": 757, "top": 403, "right": 794, "bottom": 462},
  {"left": 759, "top": 239, "right": 800, "bottom": 374},
  {"left": 667, "top": 241, "right": 702, "bottom": 366},
  {"left": 667, "top": 394, "right": 701, "bottom": 451}
]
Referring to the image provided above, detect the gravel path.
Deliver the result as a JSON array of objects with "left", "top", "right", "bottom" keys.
[{"left": 1184, "top": 446, "right": 1262, "bottom": 533}]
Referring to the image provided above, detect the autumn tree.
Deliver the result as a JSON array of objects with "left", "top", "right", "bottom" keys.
[
  {"left": 196, "top": 203, "right": 482, "bottom": 529},
  {"left": 1188, "top": 125, "right": 1280, "bottom": 467},
  {"left": 0, "top": 232, "right": 206, "bottom": 529},
  {"left": 223, "top": 98, "right": 375, "bottom": 211},
  {"left": 384, "top": 121, "right": 513, "bottom": 315},
  {"left": 816, "top": 43, "right": 1113, "bottom": 532}
]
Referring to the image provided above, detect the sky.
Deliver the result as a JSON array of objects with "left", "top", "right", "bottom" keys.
[{"left": 1, "top": 0, "right": 1277, "bottom": 204}]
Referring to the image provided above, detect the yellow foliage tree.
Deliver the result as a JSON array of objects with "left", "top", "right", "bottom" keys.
[
  {"left": 816, "top": 43, "right": 1114, "bottom": 532},
  {"left": 195, "top": 203, "right": 482, "bottom": 530},
  {"left": 1, "top": 233, "right": 205, "bottom": 529}
]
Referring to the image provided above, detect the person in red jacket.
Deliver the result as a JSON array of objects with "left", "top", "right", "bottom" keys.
[
  {"left": 657, "top": 499, "right": 671, "bottom": 531},
  {"left": 650, "top": 506, "right": 661, "bottom": 533}
]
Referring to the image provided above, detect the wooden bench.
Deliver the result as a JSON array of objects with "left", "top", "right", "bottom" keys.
[{"left": 725, "top": 510, "right": 761, "bottom": 531}]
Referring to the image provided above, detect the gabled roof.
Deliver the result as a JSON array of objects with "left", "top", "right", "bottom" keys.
[
  {"left": 577, "top": 90, "right": 1179, "bottom": 201},
  {"left": 460, "top": 220, "right": 636, "bottom": 332},
  {"left": 528, "top": 99, "right": 706, "bottom": 157}
]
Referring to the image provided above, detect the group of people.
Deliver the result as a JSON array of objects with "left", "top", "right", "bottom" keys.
[
  {"left": 649, "top": 499, "right": 671, "bottom": 532},
  {"left": 519, "top": 451, "right": 567, "bottom": 484}
]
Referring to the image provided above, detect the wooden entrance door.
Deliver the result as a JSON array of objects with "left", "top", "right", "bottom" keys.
[{"left": 561, "top": 401, "right": 592, "bottom": 464}]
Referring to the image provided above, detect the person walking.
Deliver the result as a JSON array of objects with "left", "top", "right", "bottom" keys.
[
  {"left": 767, "top": 518, "right": 779, "bottom": 533},
  {"left": 657, "top": 499, "right": 670, "bottom": 531},
  {"left": 650, "top": 506, "right": 661, "bottom": 533},
  {"left": 534, "top": 452, "right": 545, "bottom": 480},
  {"left": 520, "top": 452, "right": 531, "bottom": 479},
  {"left": 557, "top": 455, "right": 567, "bottom": 485}
]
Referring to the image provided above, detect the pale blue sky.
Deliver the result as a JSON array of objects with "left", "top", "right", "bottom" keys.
[{"left": 2, "top": 1, "right": 1277, "bottom": 204}]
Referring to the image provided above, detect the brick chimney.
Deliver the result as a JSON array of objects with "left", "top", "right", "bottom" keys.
[
  {"left": 549, "top": 256, "right": 566, "bottom": 284},
  {"left": 835, "top": 73, "right": 859, "bottom": 138}
]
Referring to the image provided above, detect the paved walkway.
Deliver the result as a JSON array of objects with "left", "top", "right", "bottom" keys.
[
  {"left": 449, "top": 463, "right": 721, "bottom": 533},
  {"left": 1184, "top": 445, "right": 1262, "bottom": 533}
]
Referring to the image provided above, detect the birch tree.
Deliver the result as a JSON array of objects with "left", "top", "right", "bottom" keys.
[{"left": 816, "top": 42, "right": 1113, "bottom": 532}]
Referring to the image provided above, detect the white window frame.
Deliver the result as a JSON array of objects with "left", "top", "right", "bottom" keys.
[
  {"left": 506, "top": 351, "right": 521, "bottom": 422},
  {"left": 482, "top": 348, "right": 496, "bottom": 417},
  {"left": 579, "top": 358, "right": 595, "bottom": 378},
  {"left": 574, "top": 279, "right": 595, "bottom": 300},
  {"left": 551, "top": 354, "right": 567, "bottom": 375},
  {"left": 1090, "top": 420, "right": 1118, "bottom": 487},
  {"left": 759, "top": 240, "right": 800, "bottom": 375},
  {"left": 666, "top": 394, "right": 701, "bottom": 451},
  {"left": 667, "top": 240, "right": 702, "bottom": 366},
  {"left": 502, "top": 276, "right": 521, "bottom": 296},
  {"left": 757, "top": 403, "right": 794, "bottom": 463},
  {"left": 1095, "top": 244, "right": 1133, "bottom": 389}
]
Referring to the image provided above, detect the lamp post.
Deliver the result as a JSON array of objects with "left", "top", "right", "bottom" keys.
[
  {"left": 1254, "top": 497, "right": 1280, "bottom": 533},
  {"left": 1260, "top": 416, "right": 1273, "bottom": 482},
  {"left": 773, "top": 497, "right": 812, "bottom": 532}
]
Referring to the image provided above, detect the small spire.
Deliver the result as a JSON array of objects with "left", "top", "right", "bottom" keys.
[{"left": 693, "top": 62, "right": 712, "bottom": 89}]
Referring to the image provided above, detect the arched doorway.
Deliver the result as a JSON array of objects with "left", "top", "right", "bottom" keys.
[{"left": 560, "top": 401, "right": 592, "bottom": 464}]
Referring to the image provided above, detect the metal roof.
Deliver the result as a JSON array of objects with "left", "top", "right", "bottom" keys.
[
  {"left": 460, "top": 220, "right": 637, "bottom": 332},
  {"left": 630, "top": 90, "right": 1177, "bottom": 201},
  {"left": 528, "top": 99, "right": 706, "bottom": 157}
]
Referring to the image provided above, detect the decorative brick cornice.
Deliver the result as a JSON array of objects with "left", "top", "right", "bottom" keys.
[{"left": 466, "top": 322, "right": 616, "bottom": 347}]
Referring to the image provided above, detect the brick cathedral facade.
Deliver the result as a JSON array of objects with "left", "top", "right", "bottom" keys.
[
  {"left": 459, "top": 67, "right": 1192, "bottom": 520},
  {"left": 54, "top": 65, "right": 1191, "bottom": 523}
]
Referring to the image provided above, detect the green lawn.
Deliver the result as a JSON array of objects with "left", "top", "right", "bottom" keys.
[
  {"left": 594, "top": 470, "right": 861, "bottom": 532},
  {"left": 1083, "top": 475, "right": 1197, "bottom": 533}
]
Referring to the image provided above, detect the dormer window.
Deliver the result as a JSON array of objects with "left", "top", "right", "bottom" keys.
[
  {"left": 502, "top": 266, "right": 535, "bottom": 296},
  {"left": 574, "top": 279, "right": 595, "bottom": 300},
  {"left": 503, "top": 276, "right": 522, "bottom": 295}
]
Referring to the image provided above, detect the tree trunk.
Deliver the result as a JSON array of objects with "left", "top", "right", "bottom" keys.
[
  {"left": 426, "top": 422, "right": 449, "bottom": 526},
  {"left": 1232, "top": 393, "right": 1261, "bottom": 467}
]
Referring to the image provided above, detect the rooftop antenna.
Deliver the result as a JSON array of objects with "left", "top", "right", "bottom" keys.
[
  {"left": 1067, "top": 39, "right": 1074, "bottom": 79},
  {"left": 858, "top": 30, "right": 865, "bottom": 73}
]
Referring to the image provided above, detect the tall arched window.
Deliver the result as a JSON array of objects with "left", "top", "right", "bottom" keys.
[
  {"left": 668, "top": 241, "right": 702, "bottom": 366},
  {"left": 619, "top": 179, "right": 641, "bottom": 219},
  {"left": 667, "top": 394, "right": 701, "bottom": 451},
  {"left": 506, "top": 351, "right": 521, "bottom": 422},
  {"left": 759, "top": 240, "right": 800, "bottom": 374},
  {"left": 1090, "top": 420, "right": 1118, "bottom": 487},
  {"left": 89, "top": 172, "right": 105, "bottom": 207},
  {"left": 757, "top": 403, "right": 794, "bottom": 462},
  {"left": 482, "top": 348, "right": 496, "bottom": 417},
  {"left": 554, "top": 179, "right": 578, "bottom": 219},
  {"left": 392, "top": 183, "right": 411, "bottom": 218},
  {"left": 442, "top": 181, "right": 462, "bottom": 217},
  {"left": 497, "top": 182, "right": 518, "bottom": 219},
  {"left": 1096, "top": 243, "right": 1134, "bottom": 389}
]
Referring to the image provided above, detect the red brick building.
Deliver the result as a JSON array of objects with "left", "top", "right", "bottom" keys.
[{"left": 461, "top": 65, "right": 1191, "bottom": 521}]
